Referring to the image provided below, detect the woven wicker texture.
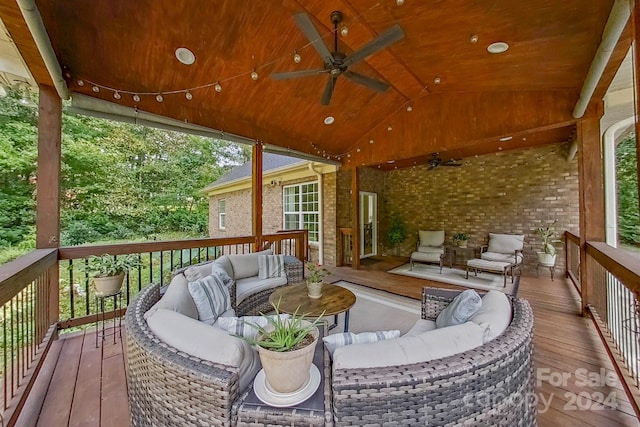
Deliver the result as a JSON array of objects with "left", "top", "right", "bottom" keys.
[{"left": 332, "top": 287, "right": 536, "bottom": 427}]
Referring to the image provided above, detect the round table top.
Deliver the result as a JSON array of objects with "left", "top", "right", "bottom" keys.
[{"left": 268, "top": 283, "right": 356, "bottom": 317}]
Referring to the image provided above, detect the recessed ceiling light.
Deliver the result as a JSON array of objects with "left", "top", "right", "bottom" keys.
[
  {"left": 175, "top": 47, "right": 196, "bottom": 65},
  {"left": 324, "top": 116, "right": 335, "bottom": 125},
  {"left": 487, "top": 42, "right": 509, "bottom": 54},
  {"left": 499, "top": 136, "right": 513, "bottom": 142}
]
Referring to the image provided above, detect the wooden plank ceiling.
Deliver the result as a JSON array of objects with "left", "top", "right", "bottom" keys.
[{"left": 0, "top": 0, "right": 623, "bottom": 168}]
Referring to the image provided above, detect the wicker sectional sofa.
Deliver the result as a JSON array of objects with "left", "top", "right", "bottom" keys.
[{"left": 126, "top": 283, "right": 535, "bottom": 427}]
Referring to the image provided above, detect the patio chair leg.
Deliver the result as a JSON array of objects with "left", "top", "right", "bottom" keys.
[{"left": 466, "top": 267, "right": 469, "bottom": 279}]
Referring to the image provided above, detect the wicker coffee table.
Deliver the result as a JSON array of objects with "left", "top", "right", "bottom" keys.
[{"left": 269, "top": 283, "right": 356, "bottom": 332}]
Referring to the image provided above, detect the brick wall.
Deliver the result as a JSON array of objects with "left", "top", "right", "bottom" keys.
[{"left": 383, "top": 143, "right": 579, "bottom": 274}]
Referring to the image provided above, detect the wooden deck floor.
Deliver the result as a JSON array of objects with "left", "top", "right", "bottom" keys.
[{"left": 16, "top": 258, "right": 640, "bottom": 427}]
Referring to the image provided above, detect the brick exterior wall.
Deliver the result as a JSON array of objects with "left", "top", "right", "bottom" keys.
[
  {"left": 335, "top": 143, "right": 579, "bottom": 274},
  {"left": 209, "top": 173, "right": 340, "bottom": 266}
]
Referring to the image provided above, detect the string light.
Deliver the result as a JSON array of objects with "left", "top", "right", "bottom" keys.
[
  {"left": 156, "top": 94, "right": 164, "bottom": 102},
  {"left": 92, "top": 86, "right": 99, "bottom": 93},
  {"left": 251, "top": 70, "right": 259, "bottom": 80},
  {"left": 293, "top": 51, "right": 302, "bottom": 63},
  {"left": 133, "top": 94, "right": 141, "bottom": 102},
  {"left": 214, "top": 82, "right": 222, "bottom": 92},
  {"left": 113, "top": 91, "right": 121, "bottom": 100},
  {"left": 185, "top": 90, "right": 193, "bottom": 100}
]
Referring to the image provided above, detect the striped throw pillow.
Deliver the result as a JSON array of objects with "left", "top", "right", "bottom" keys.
[
  {"left": 187, "top": 274, "right": 232, "bottom": 325},
  {"left": 322, "top": 330, "right": 400, "bottom": 355},
  {"left": 258, "top": 254, "right": 286, "bottom": 279},
  {"left": 215, "top": 314, "right": 290, "bottom": 339}
]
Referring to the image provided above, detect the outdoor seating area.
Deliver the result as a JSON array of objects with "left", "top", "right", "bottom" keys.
[{"left": 125, "top": 264, "right": 535, "bottom": 426}]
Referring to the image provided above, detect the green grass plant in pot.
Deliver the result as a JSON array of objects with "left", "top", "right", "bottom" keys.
[
  {"left": 244, "top": 301, "right": 325, "bottom": 393},
  {"left": 87, "top": 254, "right": 141, "bottom": 296},
  {"left": 387, "top": 216, "right": 406, "bottom": 256},
  {"left": 306, "top": 262, "right": 330, "bottom": 299}
]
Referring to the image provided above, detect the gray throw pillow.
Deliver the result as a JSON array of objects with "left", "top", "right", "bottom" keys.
[
  {"left": 436, "top": 289, "right": 482, "bottom": 328},
  {"left": 187, "top": 274, "right": 232, "bottom": 325}
]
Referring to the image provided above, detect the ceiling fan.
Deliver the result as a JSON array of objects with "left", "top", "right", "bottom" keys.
[
  {"left": 271, "top": 10, "right": 404, "bottom": 105},
  {"left": 427, "top": 153, "right": 463, "bottom": 170}
]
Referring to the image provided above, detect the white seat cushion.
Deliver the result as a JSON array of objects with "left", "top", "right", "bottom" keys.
[
  {"left": 418, "top": 230, "right": 445, "bottom": 247},
  {"left": 146, "top": 308, "right": 261, "bottom": 392},
  {"left": 467, "top": 258, "right": 512, "bottom": 272},
  {"left": 228, "top": 249, "right": 273, "bottom": 280},
  {"left": 411, "top": 251, "right": 441, "bottom": 263},
  {"left": 416, "top": 246, "right": 444, "bottom": 254},
  {"left": 332, "top": 322, "right": 485, "bottom": 370},
  {"left": 404, "top": 319, "right": 437, "bottom": 336},
  {"left": 468, "top": 290, "right": 512, "bottom": 343},
  {"left": 236, "top": 275, "right": 287, "bottom": 304},
  {"left": 144, "top": 273, "right": 198, "bottom": 320},
  {"left": 487, "top": 233, "right": 524, "bottom": 253},
  {"left": 481, "top": 251, "right": 523, "bottom": 264}
]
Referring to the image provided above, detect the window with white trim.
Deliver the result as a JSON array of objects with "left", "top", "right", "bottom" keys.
[
  {"left": 218, "top": 199, "right": 226, "bottom": 229},
  {"left": 283, "top": 182, "right": 319, "bottom": 242}
]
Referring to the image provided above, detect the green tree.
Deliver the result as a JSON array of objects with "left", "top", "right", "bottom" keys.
[{"left": 616, "top": 134, "right": 639, "bottom": 245}]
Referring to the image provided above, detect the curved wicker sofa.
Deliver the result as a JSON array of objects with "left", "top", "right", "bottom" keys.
[{"left": 331, "top": 287, "right": 536, "bottom": 426}]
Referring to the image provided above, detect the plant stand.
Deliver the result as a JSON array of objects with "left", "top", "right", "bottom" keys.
[
  {"left": 536, "top": 263, "right": 556, "bottom": 281},
  {"left": 95, "top": 290, "right": 123, "bottom": 347}
]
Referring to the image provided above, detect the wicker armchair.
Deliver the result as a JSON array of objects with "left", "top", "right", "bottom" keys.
[
  {"left": 125, "top": 275, "right": 296, "bottom": 427},
  {"left": 331, "top": 287, "right": 536, "bottom": 426}
]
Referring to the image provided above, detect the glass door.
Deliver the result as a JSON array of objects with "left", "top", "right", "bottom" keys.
[{"left": 359, "top": 192, "right": 377, "bottom": 258}]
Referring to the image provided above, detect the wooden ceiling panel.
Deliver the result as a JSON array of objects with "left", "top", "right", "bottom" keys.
[{"left": 7, "top": 0, "right": 617, "bottom": 163}]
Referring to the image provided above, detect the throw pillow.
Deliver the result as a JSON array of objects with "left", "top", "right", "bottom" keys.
[
  {"left": 183, "top": 261, "right": 214, "bottom": 282},
  {"left": 258, "top": 254, "right": 286, "bottom": 279},
  {"left": 468, "top": 290, "right": 512, "bottom": 343},
  {"left": 215, "top": 314, "right": 290, "bottom": 339},
  {"left": 143, "top": 273, "right": 198, "bottom": 320},
  {"left": 187, "top": 274, "right": 232, "bottom": 325},
  {"left": 211, "top": 263, "right": 234, "bottom": 286},
  {"left": 436, "top": 289, "right": 482, "bottom": 328},
  {"left": 322, "top": 330, "right": 400, "bottom": 355}
]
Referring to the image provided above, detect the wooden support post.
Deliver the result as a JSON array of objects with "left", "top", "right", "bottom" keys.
[
  {"left": 577, "top": 111, "right": 606, "bottom": 317},
  {"left": 36, "top": 86, "right": 62, "bottom": 324},
  {"left": 252, "top": 142, "right": 263, "bottom": 252},
  {"left": 351, "top": 167, "right": 360, "bottom": 270}
]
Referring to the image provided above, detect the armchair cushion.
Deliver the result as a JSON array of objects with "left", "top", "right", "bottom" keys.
[
  {"left": 487, "top": 233, "right": 524, "bottom": 254},
  {"left": 332, "top": 321, "right": 485, "bottom": 370},
  {"left": 469, "top": 290, "right": 512, "bottom": 343},
  {"left": 481, "top": 251, "right": 523, "bottom": 264},
  {"left": 416, "top": 246, "right": 444, "bottom": 254},
  {"left": 146, "top": 308, "right": 261, "bottom": 392},
  {"left": 143, "top": 273, "right": 199, "bottom": 320},
  {"left": 418, "top": 230, "right": 445, "bottom": 247},
  {"left": 235, "top": 275, "right": 287, "bottom": 305},
  {"left": 404, "top": 319, "right": 437, "bottom": 336}
]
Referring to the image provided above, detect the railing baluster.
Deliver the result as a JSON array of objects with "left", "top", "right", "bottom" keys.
[{"left": 160, "top": 251, "right": 164, "bottom": 286}]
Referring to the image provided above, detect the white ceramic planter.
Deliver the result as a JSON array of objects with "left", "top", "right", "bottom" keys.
[
  {"left": 307, "top": 281, "right": 323, "bottom": 299},
  {"left": 93, "top": 273, "right": 125, "bottom": 296},
  {"left": 257, "top": 321, "right": 319, "bottom": 393},
  {"left": 537, "top": 253, "right": 556, "bottom": 266}
]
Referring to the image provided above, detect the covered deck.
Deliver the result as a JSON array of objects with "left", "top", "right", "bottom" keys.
[{"left": 14, "top": 261, "right": 640, "bottom": 427}]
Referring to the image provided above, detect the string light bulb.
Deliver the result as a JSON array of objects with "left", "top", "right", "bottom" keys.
[
  {"left": 293, "top": 51, "right": 302, "bottom": 63},
  {"left": 113, "top": 91, "right": 121, "bottom": 100},
  {"left": 92, "top": 86, "right": 100, "bottom": 93},
  {"left": 185, "top": 91, "right": 193, "bottom": 100},
  {"left": 214, "top": 82, "right": 222, "bottom": 92},
  {"left": 156, "top": 94, "right": 164, "bottom": 102},
  {"left": 133, "top": 94, "right": 141, "bottom": 102},
  {"left": 77, "top": 80, "right": 84, "bottom": 86},
  {"left": 251, "top": 70, "right": 259, "bottom": 80}
]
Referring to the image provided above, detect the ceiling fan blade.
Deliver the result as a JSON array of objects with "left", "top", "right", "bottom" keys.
[
  {"left": 293, "top": 13, "right": 334, "bottom": 65},
  {"left": 270, "top": 69, "right": 328, "bottom": 80},
  {"left": 343, "top": 71, "right": 389, "bottom": 92},
  {"left": 321, "top": 76, "right": 337, "bottom": 106},
  {"left": 344, "top": 24, "right": 404, "bottom": 67}
]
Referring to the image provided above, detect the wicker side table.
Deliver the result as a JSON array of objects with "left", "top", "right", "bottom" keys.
[{"left": 234, "top": 324, "right": 333, "bottom": 426}]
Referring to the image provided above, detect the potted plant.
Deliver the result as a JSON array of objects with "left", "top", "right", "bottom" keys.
[
  {"left": 245, "top": 302, "right": 324, "bottom": 394},
  {"left": 306, "top": 262, "right": 330, "bottom": 299},
  {"left": 87, "top": 254, "right": 141, "bottom": 296},
  {"left": 536, "top": 220, "right": 557, "bottom": 266},
  {"left": 387, "top": 215, "right": 406, "bottom": 256},
  {"left": 453, "top": 232, "right": 470, "bottom": 248}
]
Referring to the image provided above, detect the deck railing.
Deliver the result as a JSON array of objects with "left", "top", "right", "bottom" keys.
[
  {"left": 339, "top": 228, "right": 353, "bottom": 266},
  {"left": 0, "top": 231, "right": 307, "bottom": 425},
  {"left": 566, "top": 239, "right": 640, "bottom": 418},
  {"left": 0, "top": 249, "right": 58, "bottom": 426},
  {"left": 564, "top": 231, "right": 581, "bottom": 293}
]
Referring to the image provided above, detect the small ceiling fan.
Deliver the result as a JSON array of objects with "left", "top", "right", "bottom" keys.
[
  {"left": 271, "top": 10, "right": 404, "bottom": 105},
  {"left": 427, "top": 153, "right": 463, "bottom": 170}
]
